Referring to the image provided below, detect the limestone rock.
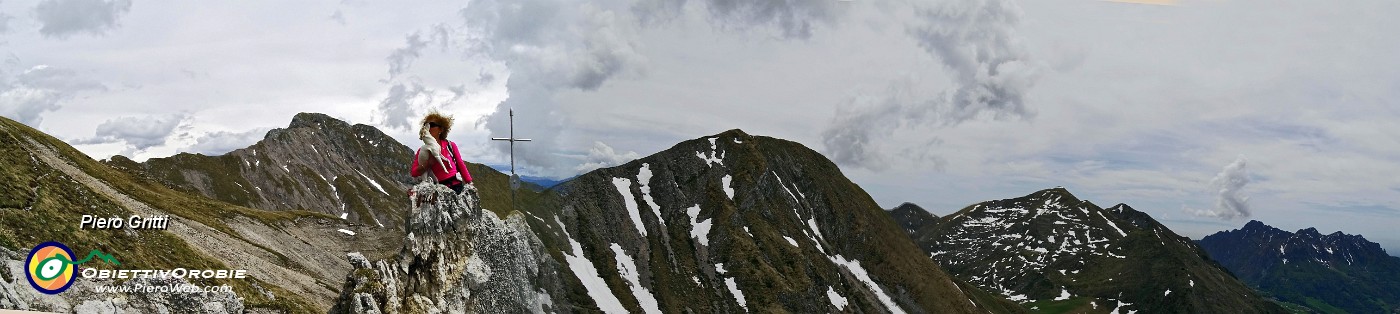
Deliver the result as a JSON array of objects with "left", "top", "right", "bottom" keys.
[{"left": 331, "top": 182, "right": 567, "bottom": 313}]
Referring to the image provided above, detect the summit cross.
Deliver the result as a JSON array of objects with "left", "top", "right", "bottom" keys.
[{"left": 490, "top": 108, "right": 531, "bottom": 208}]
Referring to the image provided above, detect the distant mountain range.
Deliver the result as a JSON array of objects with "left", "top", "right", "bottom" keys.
[
  {"left": 892, "top": 188, "right": 1287, "bottom": 313},
  {"left": 1200, "top": 220, "right": 1400, "bottom": 314},
  {"left": 481, "top": 165, "right": 572, "bottom": 189}
]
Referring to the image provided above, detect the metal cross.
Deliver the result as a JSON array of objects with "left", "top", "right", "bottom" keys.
[{"left": 491, "top": 108, "right": 531, "bottom": 208}]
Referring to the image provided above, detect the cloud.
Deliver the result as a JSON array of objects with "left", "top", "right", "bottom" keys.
[
  {"left": 182, "top": 128, "right": 269, "bottom": 155},
  {"left": 821, "top": 0, "right": 1040, "bottom": 171},
  {"left": 328, "top": 10, "right": 346, "bottom": 25},
  {"left": 33, "top": 0, "right": 134, "bottom": 39},
  {"left": 573, "top": 141, "right": 639, "bottom": 173},
  {"left": 0, "top": 1, "right": 12, "bottom": 34},
  {"left": 386, "top": 31, "right": 431, "bottom": 79},
  {"left": 366, "top": 0, "right": 850, "bottom": 177},
  {"left": 634, "top": 0, "right": 839, "bottom": 39},
  {"left": 72, "top": 114, "right": 190, "bottom": 155},
  {"left": 445, "top": 0, "right": 649, "bottom": 174},
  {"left": 0, "top": 65, "right": 107, "bottom": 126},
  {"left": 372, "top": 78, "right": 476, "bottom": 131},
  {"left": 1191, "top": 155, "right": 1251, "bottom": 220},
  {"left": 458, "top": 0, "right": 848, "bottom": 177}
]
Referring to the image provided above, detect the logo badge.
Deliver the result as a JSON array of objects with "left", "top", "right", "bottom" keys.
[{"left": 25, "top": 241, "right": 77, "bottom": 295}]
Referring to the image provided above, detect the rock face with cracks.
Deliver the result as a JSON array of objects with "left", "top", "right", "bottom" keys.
[{"left": 331, "top": 182, "right": 568, "bottom": 313}]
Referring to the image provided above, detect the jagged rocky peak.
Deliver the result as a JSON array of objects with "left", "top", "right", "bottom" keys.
[
  {"left": 287, "top": 112, "right": 351, "bottom": 130},
  {"left": 1199, "top": 220, "right": 1400, "bottom": 314},
  {"left": 1203, "top": 220, "right": 1391, "bottom": 268},
  {"left": 332, "top": 182, "right": 566, "bottom": 313}
]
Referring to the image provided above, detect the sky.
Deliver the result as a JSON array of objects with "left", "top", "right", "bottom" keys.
[{"left": 1, "top": 0, "right": 1398, "bottom": 254}]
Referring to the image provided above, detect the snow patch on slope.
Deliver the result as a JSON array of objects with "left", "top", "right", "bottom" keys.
[
  {"left": 696, "top": 137, "right": 724, "bottom": 167},
  {"left": 1097, "top": 211, "right": 1127, "bottom": 237},
  {"left": 610, "top": 244, "right": 662, "bottom": 314},
  {"left": 357, "top": 170, "right": 388, "bottom": 195},
  {"left": 637, "top": 163, "right": 666, "bottom": 228},
  {"left": 829, "top": 255, "right": 907, "bottom": 314},
  {"left": 721, "top": 175, "right": 734, "bottom": 200},
  {"left": 827, "top": 286, "right": 848, "bottom": 310},
  {"left": 613, "top": 177, "right": 647, "bottom": 236},
  {"left": 808, "top": 219, "right": 826, "bottom": 243},
  {"left": 686, "top": 205, "right": 711, "bottom": 246},
  {"left": 725, "top": 278, "right": 747, "bottom": 311},
  {"left": 556, "top": 217, "right": 628, "bottom": 313},
  {"left": 1054, "top": 288, "right": 1071, "bottom": 301}
]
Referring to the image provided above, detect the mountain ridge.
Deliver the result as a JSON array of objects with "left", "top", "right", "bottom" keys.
[
  {"left": 540, "top": 128, "right": 1023, "bottom": 312},
  {"left": 0, "top": 116, "right": 339, "bottom": 312},
  {"left": 68, "top": 115, "right": 1028, "bottom": 313},
  {"left": 897, "top": 187, "right": 1287, "bottom": 313},
  {"left": 1200, "top": 220, "right": 1400, "bottom": 314}
]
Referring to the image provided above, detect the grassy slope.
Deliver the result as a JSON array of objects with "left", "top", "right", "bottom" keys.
[{"left": 0, "top": 117, "right": 323, "bottom": 313}]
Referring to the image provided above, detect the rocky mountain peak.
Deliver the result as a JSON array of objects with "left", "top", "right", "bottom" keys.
[
  {"left": 332, "top": 183, "right": 566, "bottom": 313},
  {"left": 113, "top": 112, "right": 414, "bottom": 228},
  {"left": 287, "top": 112, "right": 351, "bottom": 130},
  {"left": 543, "top": 129, "right": 1001, "bottom": 313},
  {"left": 1199, "top": 221, "right": 1400, "bottom": 313},
  {"left": 1298, "top": 227, "right": 1321, "bottom": 237},
  {"left": 1204, "top": 221, "right": 1391, "bottom": 268},
  {"left": 1243, "top": 219, "right": 1269, "bottom": 231},
  {"left": 889, "top": 202, "right": 937, "bottom": 234},
  {"left": 908, "top": 187, "right": 1285, "bottom": 313},
  {"left": 893, "top": 202, "right": 925, "bottom": 212}
]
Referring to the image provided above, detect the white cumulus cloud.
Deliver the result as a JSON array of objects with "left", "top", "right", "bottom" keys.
[{"left": 1190, "top": 155, "right": 1251, "bottom": 220}]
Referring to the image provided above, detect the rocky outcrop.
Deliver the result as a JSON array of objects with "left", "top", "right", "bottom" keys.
[
  {"left": 331, "top": 182, "right": 567, "bottom": 314},
  {"left": 0, "top": 246, "right": 244, "bottom": 313}
]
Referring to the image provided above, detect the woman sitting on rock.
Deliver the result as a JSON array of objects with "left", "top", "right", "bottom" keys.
[{"left": 410, "top": 111, "right": 474, "bottom": 194}]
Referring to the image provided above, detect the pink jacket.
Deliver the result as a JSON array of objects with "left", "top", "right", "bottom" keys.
[{"left": 410, "top": 140, "right": 473, "bottom": 184}]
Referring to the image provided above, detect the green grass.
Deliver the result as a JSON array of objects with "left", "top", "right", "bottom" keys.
[{"left": 1301, "top": 297, "right": 1349, "bottom": 314}]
